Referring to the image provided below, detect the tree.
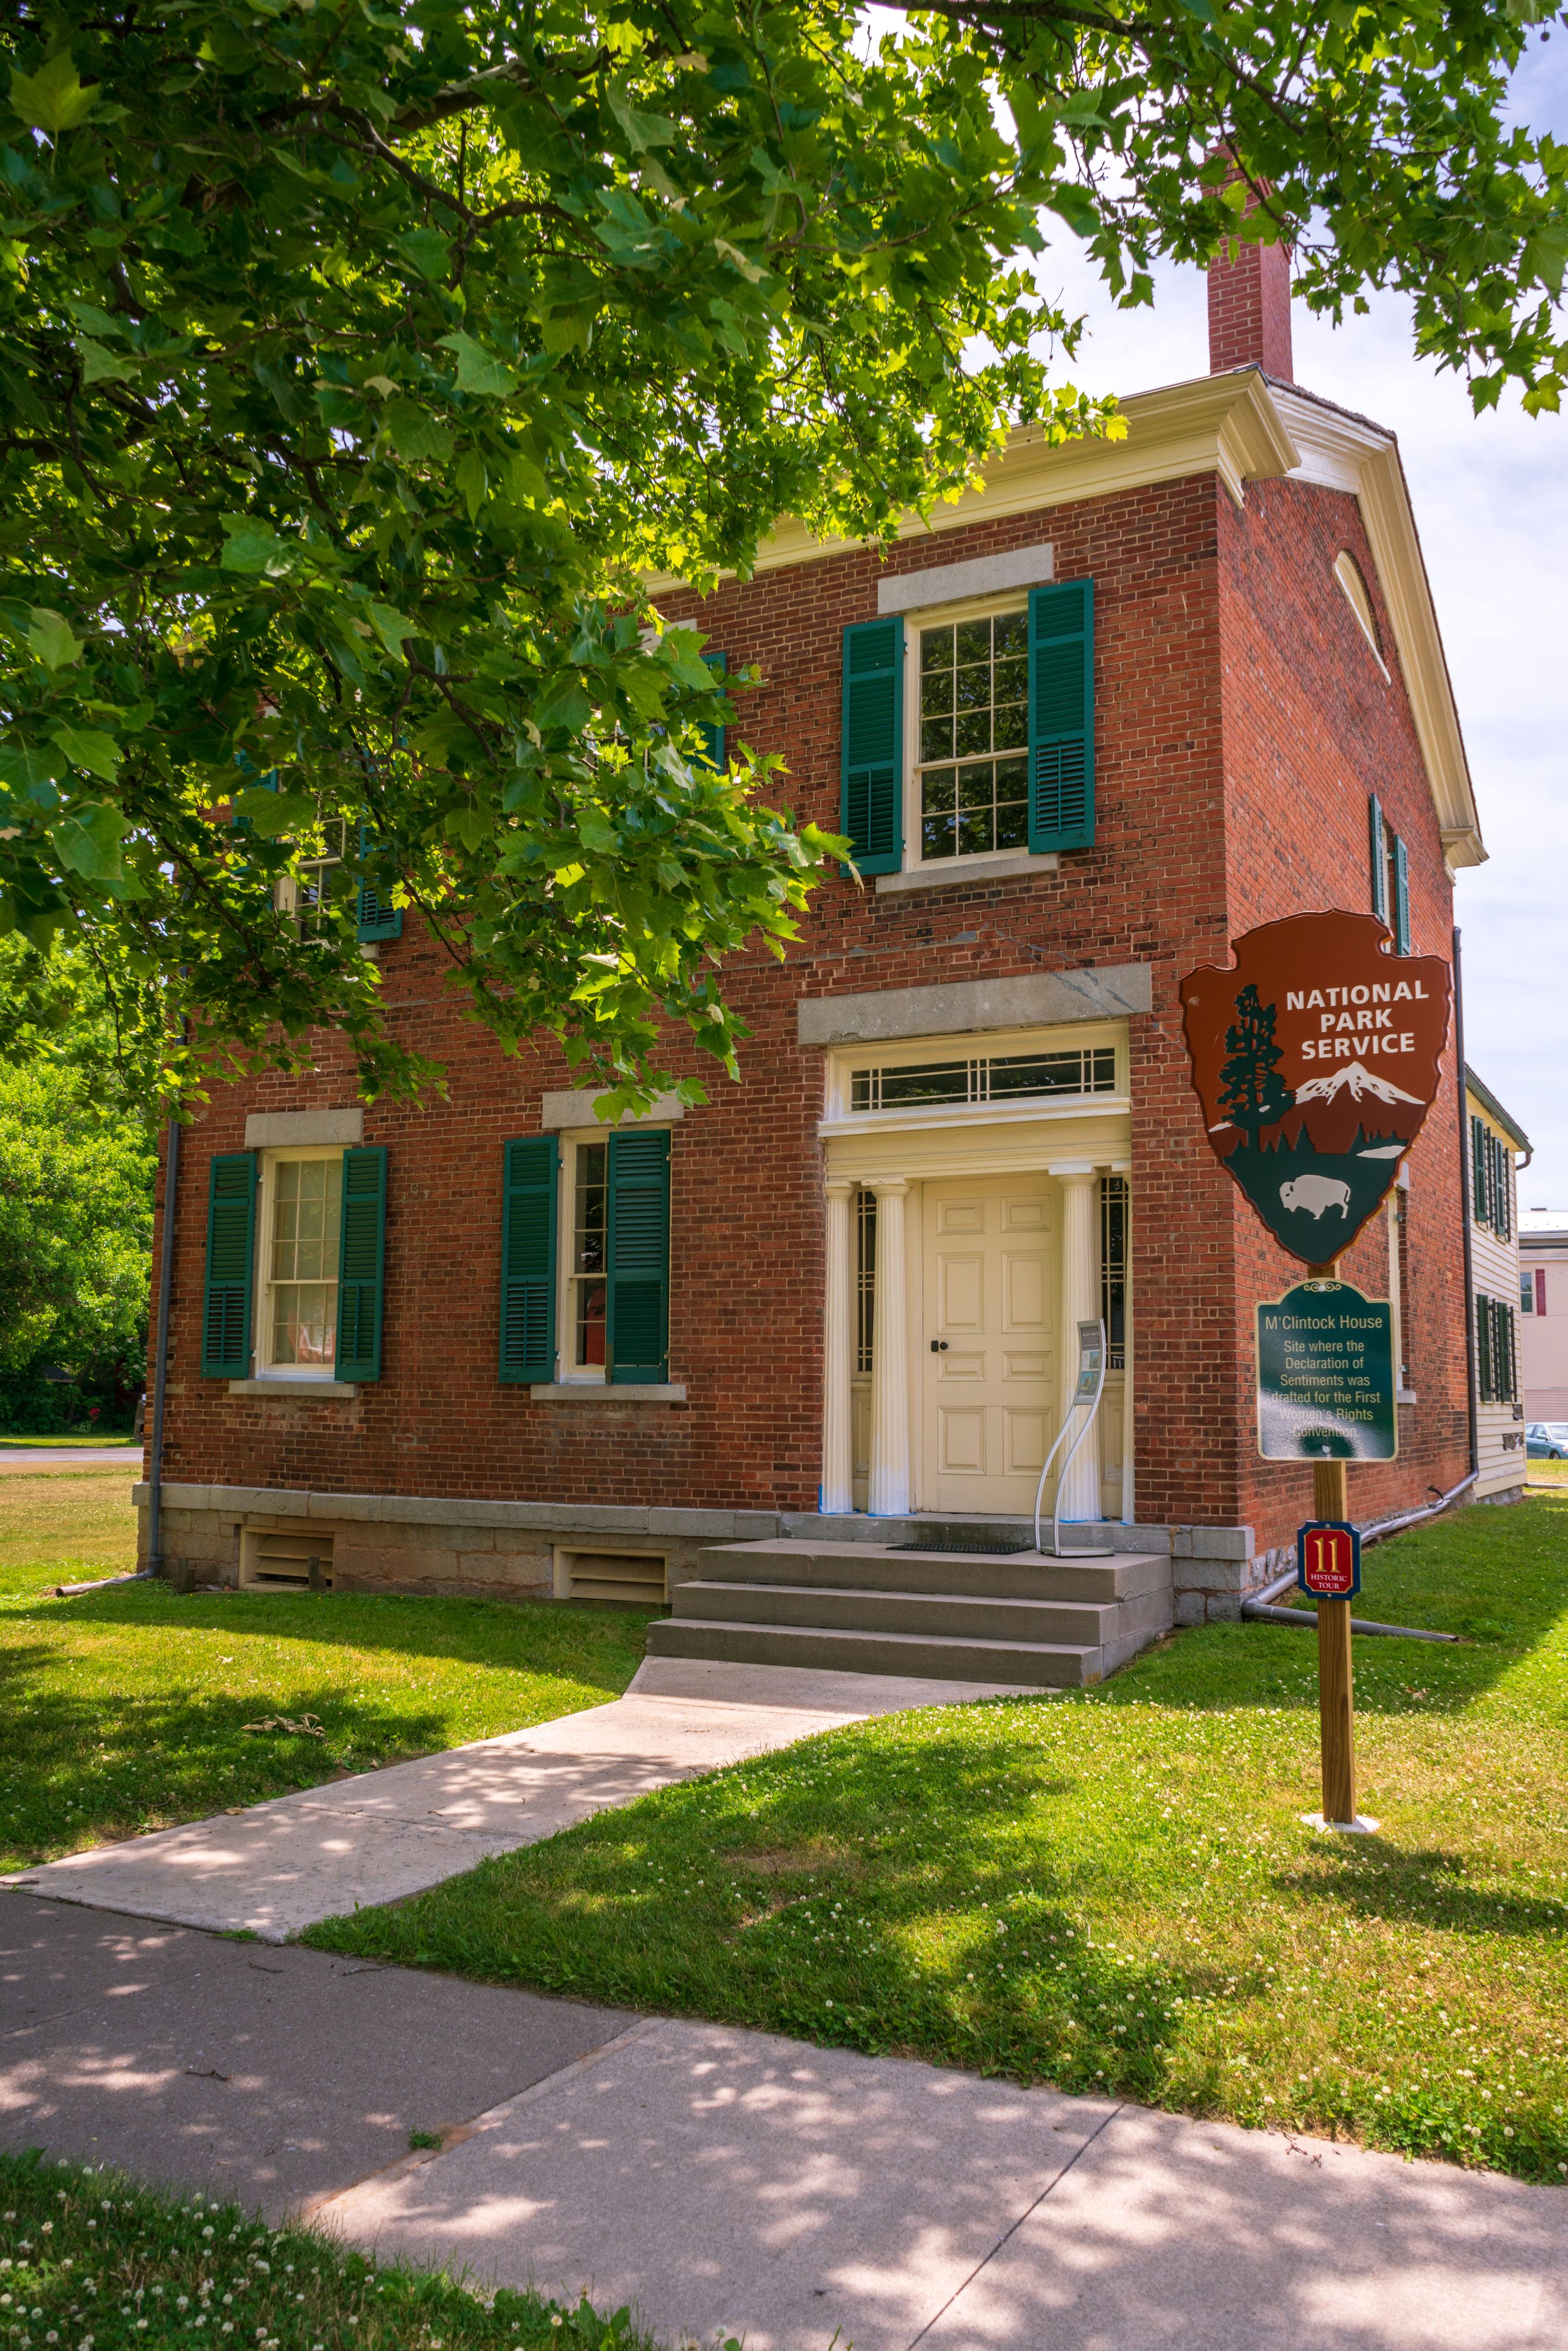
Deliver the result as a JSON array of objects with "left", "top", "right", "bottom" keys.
[
  {"left": 2, "top": 1, "right": 1563, "bottom": 1113},
  {"left": 0, "top": 1061, "right": 155, "bottom": 1429},
  {"left": 1219, "top": 985, "right": 1294, "bottom": 1135}
]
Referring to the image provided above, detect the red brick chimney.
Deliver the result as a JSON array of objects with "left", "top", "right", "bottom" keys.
[{"left": 1208, "top": 232, "right": 1293, "bottom": 381}]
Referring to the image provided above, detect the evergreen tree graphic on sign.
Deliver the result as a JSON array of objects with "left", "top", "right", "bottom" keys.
[{"left": 1218, "top": 985, "right": 1294, "bottom": 1134}]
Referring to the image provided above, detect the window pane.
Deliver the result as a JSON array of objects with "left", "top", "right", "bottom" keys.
[
  {"left": 575, "top": 1143, "right": 606, "bottom": 1274},
  {"left": 922, "top": 766, "right": 957, "bottom": 815},
  {"left": 993, "top": 610, "right": 1028, "bottom": 659},
  {"left": 921, "top": 624, "right": 954, "bottom": 673},
  {"left": 955, "top": 617, "right": 990, "bottom": 665},
  {"left": 575, "top": 1277, "right": 607, "bottom": 1366},
  {"left": 270, "top": 1282, "right": 337, "bottom": 1368},
  {"left": 921, "top": 715, "right": 955, "bottom": 763}
]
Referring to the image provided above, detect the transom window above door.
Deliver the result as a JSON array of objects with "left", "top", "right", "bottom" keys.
[{"left": 918, "top": 611, "right": 1028, "bottom": 860}]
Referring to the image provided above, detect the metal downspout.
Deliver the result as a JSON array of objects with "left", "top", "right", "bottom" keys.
[{"left": 146, "top": 1110, "right": 181, "bottom": 1575}]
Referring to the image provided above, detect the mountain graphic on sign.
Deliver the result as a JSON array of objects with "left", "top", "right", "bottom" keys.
[{"left": 1292, "top": 1062, "right": 1424, "bottom": 1110}]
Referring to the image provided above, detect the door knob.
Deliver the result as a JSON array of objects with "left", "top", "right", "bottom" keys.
[{"left": 930, "top": 1339, "right": 948, "bottom": 1353}]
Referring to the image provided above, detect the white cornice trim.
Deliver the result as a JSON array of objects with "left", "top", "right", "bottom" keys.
[{"left": 1271, "top": 386, "right": 1483, "bottom": 871}]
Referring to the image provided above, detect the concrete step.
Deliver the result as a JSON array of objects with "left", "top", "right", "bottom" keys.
[
  {"left": 690, "top": 1540, "right": 1169, "bottom": 1605},
  {"left": 672, "top": 1577, "right": 1169, "bottom": 1649},
  {"left": 646, "top": 1615, "right": 1106, "bottom": 1688}
]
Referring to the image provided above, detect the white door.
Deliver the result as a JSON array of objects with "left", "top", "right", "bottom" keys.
[{"left": 921, "top": 1176, "right": 1057, "bottom": 1515}]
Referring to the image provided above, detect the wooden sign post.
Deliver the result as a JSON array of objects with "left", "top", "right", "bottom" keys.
[
  {"left": 1178, "top": 910, "right": 1453, "bottom": 1835},
  {"left": 1307, "top": 1260, "right": 1359, "bottom": 1828}
]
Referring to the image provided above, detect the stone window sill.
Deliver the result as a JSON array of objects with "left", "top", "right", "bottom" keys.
[
  {"left": 874, "top": 850, "right": 1058, "bottom": 895},
  {"left": 228, "top": 1378, "right": 359, "bottom": 1398},
  {"left": 529, "top": 1382, "right": 687, "bottom": 1403}
]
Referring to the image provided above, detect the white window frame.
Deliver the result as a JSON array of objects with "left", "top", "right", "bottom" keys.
[
  {"left": 254, "top": 1146, "right": 346, "bottom": 1381},
  {"left": 556, "top": 1130, "right": 611, "bottom": 1385},
  {"left": 900, "top": 590, "right": 1032, "bottom": 875},
  {"left": 820, "top": 1019, "right": 1129, "bottom": 1138},
  {"left": 274, "top": 813, "right": 352, "bottom": 939}
]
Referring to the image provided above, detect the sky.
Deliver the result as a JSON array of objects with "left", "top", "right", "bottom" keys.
[{"left": 1013, "top": 44, "right": 1568, "bottom": 1210}]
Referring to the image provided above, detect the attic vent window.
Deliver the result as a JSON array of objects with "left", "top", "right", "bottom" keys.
[
  {"left": 850, "top": 1045, "right": 1116, "bottom": 1112},
  {"left": 1333, "top": 552, "right": 1390, "bottom": 680}
]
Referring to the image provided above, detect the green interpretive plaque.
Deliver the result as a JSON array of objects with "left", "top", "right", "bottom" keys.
[{"left": 1256, "top": 1280, "right": 1397, "bottom": 1461}]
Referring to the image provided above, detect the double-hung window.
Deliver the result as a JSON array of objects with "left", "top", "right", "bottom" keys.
[
  {"left": 916, "top": 613, "right": 1030, "bottom": 860},
  {"left": 200, "top": 1145, "right": 388, "bottom": 1383},
  {"left": 840, "top": 577, "right": 1096, "bottom": 877},
  {"left": 259, "top": 1153, "right": 342, "bottom": 1372}
]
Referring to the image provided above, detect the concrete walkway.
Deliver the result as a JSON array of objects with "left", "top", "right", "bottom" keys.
[
  {"left": 2, "top": 1894, "right": 1561, "bottom": 2350},
  {"left": 0, "top": 1446, "right": 137, "bottom": 1471},
  {"left": 2, "top": 1659, "right": 1032, "bottom": 1939}
]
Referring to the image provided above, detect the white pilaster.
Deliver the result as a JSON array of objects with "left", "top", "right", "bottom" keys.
[
  {"left": 821, "top": 1180, "right": 854, "bottom": 1516},
  {"left": 868, "top": 1178, "right": 911, "bottom": 1517},
  {"left": 1054, "top": 1165, "right": 1102, "bottom": 1524}
]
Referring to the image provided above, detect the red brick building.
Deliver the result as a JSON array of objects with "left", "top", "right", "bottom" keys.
[{"left": 140, "top": 250, "right": 1487, "bottom": 1661}]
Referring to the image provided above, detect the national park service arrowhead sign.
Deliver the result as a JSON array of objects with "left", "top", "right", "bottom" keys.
[{"left": 1179, "top": 909, "right": 1452, "bottom": 1264}]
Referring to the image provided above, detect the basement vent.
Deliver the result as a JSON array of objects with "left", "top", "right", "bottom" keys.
[
  {"left": 555, "top": 1549, "right": 668, "bottom": 1607},
  {"left": 241, "top": 1529, "right": 334, "bottom": 1591}
]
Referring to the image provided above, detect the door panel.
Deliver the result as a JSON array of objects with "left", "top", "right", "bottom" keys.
[{"left": 922, "top": 1176, "right": 1057, "bottom": 1514}]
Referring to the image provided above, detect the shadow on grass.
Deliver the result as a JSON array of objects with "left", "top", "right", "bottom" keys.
[
  {"left": 5, "top": 1583, "right": 655, "bottom": 1691},
  {"left": 0, "top": 1656, "right": 458, "bottom": 1865},
  {"left": 1093, "top": 1491, "right": 1568, "bottom": 1719},
  {"left": 1271, "top": 1838, "right": 1567, "bottom": 1941}
]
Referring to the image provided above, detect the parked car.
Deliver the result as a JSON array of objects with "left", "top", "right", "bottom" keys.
[{"left": 1526, "top": 1423, "right": 1568, "bottom": 1459}]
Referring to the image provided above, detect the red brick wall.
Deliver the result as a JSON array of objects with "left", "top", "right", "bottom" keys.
[
  {"left": 152, "top": 457, "right": 1467, "bottom": 1554},
  {"left": 1213, "top": 474, "right": 1470, "bottom": 1543}
]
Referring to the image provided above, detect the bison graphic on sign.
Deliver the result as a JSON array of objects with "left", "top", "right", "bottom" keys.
[{"left": 1179, "top": 909, "right": 1452, "bottom": 1262}]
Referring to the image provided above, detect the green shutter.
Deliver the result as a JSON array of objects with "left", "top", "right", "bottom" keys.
[
  {"left": 696, "top": 649, "right": 727, "bottom": 770},
  {"left": 1028, "top": 579, "right": 1095, "bottom": 851},
  {"left": 1392, "top": 833, "right": 1411, "bottom": 954},
  {"left": 840, "top": 618, "right": 903, "bottom": 875},
  {"left": 1369, "top": 795, "right": 1388, "bottom": 924},
  {"left": 1471, "top": 1114, "right": 1487, "bottom": 1223},
  {"left": 606, "top": 1128, "right": 670, "bottom": 1383},
  {"left": 1499, "top": 1138, "right": 1512, "bottom": 1241},
  {"left": 1476, "top": 1291, "right": 1492, "bottom": 1403},
  {"left": 357, "top": 825, "right": 403, "bottom": 942},
  {"left": 335, "top": 1146, "right": 387, "bottom": 1381},
  {"left": 500, "top": 1136, "right": 558, "bottom": 1382},
  {"left": 201, "top": 1152, "right": 257, "bottom": 1377}
]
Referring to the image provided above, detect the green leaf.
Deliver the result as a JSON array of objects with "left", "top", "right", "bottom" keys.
[
  {"left": 0, "top": 744, "right": 64, "bottom": 805},
  {"left": 536, "top": 679, "right": 595, "bottom": 733},
  {"left": 219, "top": 516, "right": 292, "bottom": 576},
  {"left": 393, "top": 226, "right": 451, "bottom": 281},
  {"left": 231, "top": 784, "right": 311, "bottom": 837},
  {"left": 368, "top": 603, "right": 417, "bottom": 656},
  {"left": 27, "top": 610, "right": 83, "bottom": 671},
  {"left": 9, "top": 52, "right": 99, "bottom": 138},
  {"left": 438, "top": 333, "right": 519, "bottom": 398},
  {"left": 48, "top": 725, "right": 121, "bottom": 781},
  {"left": 77, "top": 338, "right": 136, "bottom": 385},
  {"left": 53, "top": 804, "right": 128, "bottom": 881},
  {"left": 384, "top": 401, "right": 456, "bottom": 463},
  {"left": 603, "top": 80, "right": 676, "bottom": 153},
  {"left": 454, "top": 451, "right": 488, "bottom": 520}
]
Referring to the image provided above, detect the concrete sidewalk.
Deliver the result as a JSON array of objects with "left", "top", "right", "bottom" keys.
[
  {"left": 2, "top": 1658, "right": 1032, "bottom": 1939},
  {"left": 3, "top": 1894, "right": 1561, "bottom": 2350}
]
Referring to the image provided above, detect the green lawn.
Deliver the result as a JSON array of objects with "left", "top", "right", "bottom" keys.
[
  {"left": 306, "top": 1491, "right": 1568, "bottom": 2184},
  {"left": 0, "top": 1475, "right": 654, "bottom": 1869},
  {"left": 0, "top": 2149, "right": 673, "bottom": 2351}
]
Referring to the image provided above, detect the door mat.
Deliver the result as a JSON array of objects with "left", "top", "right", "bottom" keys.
[{"left": 890, "top": 1538, "right": 1036, "bottom": 1556}]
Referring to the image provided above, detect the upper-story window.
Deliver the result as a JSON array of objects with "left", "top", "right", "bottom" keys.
[
  {"left": 840, "top": 578, "right": 1095, "bottom": 880},
  {"left": 917, "top": 612, "right": 1029, "bottom": 861},
  {"left": 1471, "top": 1114, "right": 1514, "bottom": 1240}
]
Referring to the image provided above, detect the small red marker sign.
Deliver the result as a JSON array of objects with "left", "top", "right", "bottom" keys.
[{"left": 1297, "top": 1521, "right": 1361, "bottom": 1599}]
